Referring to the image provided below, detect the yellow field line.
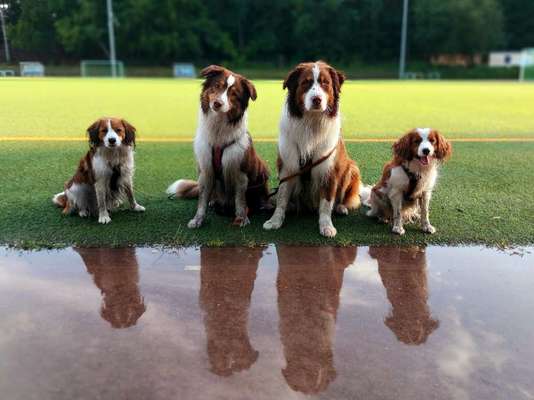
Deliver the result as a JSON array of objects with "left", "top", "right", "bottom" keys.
[{"left": 1, "top": 136, "right": 534, "bottom": 143}]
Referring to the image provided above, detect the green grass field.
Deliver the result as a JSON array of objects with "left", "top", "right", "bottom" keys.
[
  {"left": 1, "top": 78, "right": 534, "bottom": 140},
  {"left": 1, "top": 78, "right": 533, "bottom": 248},
  {"left": 1, "top": 141, "right": 533, "bottom": 248}
]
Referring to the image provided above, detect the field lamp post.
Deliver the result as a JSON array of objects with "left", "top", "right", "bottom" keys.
[
  {"left": 399, "top": 0, "right": 409, "bottom": 79},
  {"left": 0, "top": 3, "right": 10, "bottom": 64},
  {"left": 106, "top": 0, "right": 117, "bottom": 77}
]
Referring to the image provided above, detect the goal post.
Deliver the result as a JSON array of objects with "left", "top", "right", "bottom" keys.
[
  {"left": 80, "top": 60, "right": 125, "bottom": 77},
  {"left": 519, "top": 48, "right": 534, "bottom": 82}
]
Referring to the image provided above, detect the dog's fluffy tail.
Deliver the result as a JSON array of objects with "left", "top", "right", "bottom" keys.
[
  {"left": 52, "top": 192, "right": 67, "bottom": 208},
  {"left": 166, "top": 179, "right": 199, "bottom": 199},
  {"left": 359, "top": 184, "right": 372, "bottom": 207}
]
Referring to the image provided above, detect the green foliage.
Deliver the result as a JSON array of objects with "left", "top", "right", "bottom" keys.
[
  {"left": 4, "top": 0, "right": 532, "bottom": 65},
  {"left": 413, "top": 0, "right": 505, "bottom": 59}
]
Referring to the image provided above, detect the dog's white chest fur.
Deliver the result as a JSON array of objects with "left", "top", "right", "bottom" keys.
[
  {"left": 193, "top": 108, "right": 250, "bottom": 172},
  {"left": 278, "top": 102, "right": 340, "bottom": 190}
]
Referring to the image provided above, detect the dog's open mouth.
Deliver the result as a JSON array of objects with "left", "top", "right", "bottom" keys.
[{"left": 418, "top": 155, "right": 430, "bottom": 166}]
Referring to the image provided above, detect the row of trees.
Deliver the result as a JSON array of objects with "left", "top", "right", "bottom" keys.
[{"left": 2, "top": 0, "right": 534, "bottom": 65}]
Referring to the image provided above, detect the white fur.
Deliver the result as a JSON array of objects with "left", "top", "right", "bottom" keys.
[
  {"left": 103, "top": 119, "right": 121, "bottom": 148},
  {"left": 304, "top": 63, "right": 328, "bottom": 112},
  {"left": 211, "top": 74, "right": 235, "bottom": 113},
  {"left": 56, "top": 142, "right": 144, "bottom": 224},
  {"left": 187, "top": 105, "right": 251, "bottom": 228},
  {"left": 416, "top": 127, "right": 435, "bottom": 158},
  {"left": 264, "top": 101, "right": 340, "bottom": 236},
  {"left": 367, "top": 157, "right": 440, "bottom": 235}
]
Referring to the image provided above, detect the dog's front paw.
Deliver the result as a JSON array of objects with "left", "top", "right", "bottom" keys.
[
  {"left": 263, "top": 217, "right": 283, "bottom": 230},
  {"left": 188, "top": 217, "right": 204, "bottom": 229},
  {"left": 320, "top": 224, "right": 337, "bottom": 238},
  {"left": 78, "top": 210, "right": 89, "bottom": 218},
  {"left": 98, "top": 214, "right": 112, "bottom": 224},
  {"left": 392, "top": 225, "right": 405, "bottom": 235},
  {"left": 133, "top": 203, "right": 146, "bottom": 212},
  {"left": 422, "top": 223, "right": 436, "bottom": 234}
]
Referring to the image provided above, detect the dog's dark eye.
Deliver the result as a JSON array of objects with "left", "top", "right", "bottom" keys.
[
  {"left": 415, "top": 139, "right": 422, "bottom": 144},
  {"left": 116, "top": 128, "right": 123, "bottom": 132}
]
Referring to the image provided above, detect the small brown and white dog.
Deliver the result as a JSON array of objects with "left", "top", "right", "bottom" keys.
[
  {"left": 166, "top": 65, "right": 270, "bottom": 228},
  {"left": 263, "top": 61, "right": 361, "bottom": 237},
  {"left": 365, "top": 128, "right": 452, "bottom": 235},
  {"left": 52, "top": 117, "right": 145, "bottom": 224}
]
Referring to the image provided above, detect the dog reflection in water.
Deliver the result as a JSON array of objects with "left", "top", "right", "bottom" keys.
[
  {"left": 75, "top": 248, "right": 146, "bottom": 329},
  {"left": 277, "top": 246, "right": 356, "bottom": 394},
  {"left": 199, "top": 247, "right": 264, "bottom": 376},
  {"left": 369, "top": 246, "right": 439, "bottom": 345}
]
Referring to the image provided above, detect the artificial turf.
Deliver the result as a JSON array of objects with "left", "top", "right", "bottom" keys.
[
  {"left": 1, "top": 140, "right": 533, "bottom": 248},
  {"left": 1, "top": 78, "right": 534, "bottom": 140}
]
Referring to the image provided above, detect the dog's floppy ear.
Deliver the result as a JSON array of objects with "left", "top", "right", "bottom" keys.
[
  {"left": 326, "top": 65, "right": 345, "bottom": 117},
  {"left": 121, "top": 119, "right": 136, "bottom": 147},
  {"left": 87, "top": 119, "right": 102, "bottom": 147},
  {"left": 393, "top": 131, "right": 415, "bottom": 160},
  {"left": 434, "top": 130, "right": 452, "bottom": 161},
  {"left": 283, "top": 64, "right": 305, "bottom": 91},
  {"left": 284, "top": 64, "right": 306, "bottom": 118},
  {"left": 242, "top": 77, "right": 257, "bottom": 101},
  {"left": 200, "top": 65, "right": 226, "bottom": 80}
]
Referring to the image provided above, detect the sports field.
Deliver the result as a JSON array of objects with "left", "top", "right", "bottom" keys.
[
  {"left": 2, "top": 78, "right": 534, "bottom": 140},
  {"left": 1, "top": 78, "right": 533, "bottom": 248}
]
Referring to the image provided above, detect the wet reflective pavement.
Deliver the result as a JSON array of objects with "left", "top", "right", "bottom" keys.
[{"left": 0, "top": 245, "right": 533, "bottom": 400}]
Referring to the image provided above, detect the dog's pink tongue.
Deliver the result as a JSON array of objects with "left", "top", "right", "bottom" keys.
[{"left": 420, "top": 156, "right": 429, "bottom": 165}]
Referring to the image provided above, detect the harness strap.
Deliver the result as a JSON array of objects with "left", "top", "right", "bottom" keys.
[
  {"left": 212, "top": 139, "right": 237, "bottom": 179},
  {"left": 268, "top": 144, "right": 337, "bottom": 198},
  {"left": 401, "top": 164, "right": 421, "bottom": 201}
]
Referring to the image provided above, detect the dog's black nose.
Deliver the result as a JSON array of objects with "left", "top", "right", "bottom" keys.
[
  {"left": 312, "top": 96, "right": 322, "bottom": 107},
  {"left": 108, "top": 137, "right": 116, "bottom": 144},
  {"left": 422, "top": 148, "right": 430, "bottom": 155}
]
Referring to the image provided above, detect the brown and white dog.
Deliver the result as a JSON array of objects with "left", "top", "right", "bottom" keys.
[
  {"left": 365, "top": 128, "right": 452, "bottom": 235},
  {"left": 52, "top": 117, "right": 145, "bottom": 224},
  {"left": 166, "top": 65, "right": 270, "bottom": 228},
  {"left": 263, "top": 61, "right": 361, "bottom": 237}
]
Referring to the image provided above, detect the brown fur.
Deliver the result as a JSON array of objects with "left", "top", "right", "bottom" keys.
[
  {"left": 369, "top": 246, "right": 439, "bottom": 345},
  {"left": 277, "top": 246, "right": 356, "bottom": 394},
  {"left": 172, "top": 66, "right": 270, "bottom": 219},
  {"left": 284, "top": 61, "right": 345, "bottom": 118},
  {"left": 199, "top": 247, "right": 264, "bottom": 376},
  {"left": 53, "top": 117, "right": 137, "bottom": 216},
  {"left": 200, "top": 65, "right": 257, "bottom": 125},
  {"left": 75, "top": 247, "right": 146, "bottom": 329},
  {"left": 320, "top": 138, "right": 361, "bottom": 210}
]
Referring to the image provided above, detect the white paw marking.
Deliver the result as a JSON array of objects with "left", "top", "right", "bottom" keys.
[
  {"left": 133, "top": 204, "right": 146, "bottom": 212},
  {"left": 188, "top": 218, "right": 203, "bottom": 229},
  {"left": 79, "top": 210, "right": 88, "bottom": 218},
  {"left": 422, "top": 223, "right": 436, "bottom": 234},
  {"left": 392, "top": 225, "right": 405, "bottom": 235},
  {"left": 320, "top": 225, "right": 337, "bottom": 238},
  {"left": 263, "top": 217, "right": 283, "bottom": 230},
  {"left": 98, "top": 215, "right": 111, "bottom": 224}
]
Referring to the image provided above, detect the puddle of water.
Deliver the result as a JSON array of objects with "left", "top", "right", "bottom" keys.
[{"left": 0, "top": 245, "right": 532, "bottom": 400}]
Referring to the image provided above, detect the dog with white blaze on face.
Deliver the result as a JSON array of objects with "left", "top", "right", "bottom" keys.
[
  {"left": 52, "top": 117, "right": 145, "bottom": 224},
  {"left": 364, "top": 128, "right": 452, "bottom": 235},
  {"left": 166, "top": 65, "right": 270, "bottom": 228},
  {"left": 263, "top": 61, "right": 362, "bottom": 238}
]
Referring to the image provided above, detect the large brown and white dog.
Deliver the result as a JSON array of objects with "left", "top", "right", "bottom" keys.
[
  {"left": 365, "top": 128, "right": 452, "bottom": 235},
  {"left": 263, "top": 61, "right": 361, "bottom": 237},
  {"left": 167, "top": 65, "right": 270, "bottom": 228},
  {"left": 52, "top": 117, "right": 145, "bottom": 224}
]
